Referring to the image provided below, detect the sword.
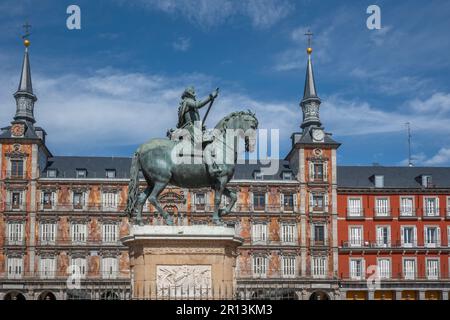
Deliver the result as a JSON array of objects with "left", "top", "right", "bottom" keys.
[{"left": 202, "top": 87, "right": 219, "bottom": 126}]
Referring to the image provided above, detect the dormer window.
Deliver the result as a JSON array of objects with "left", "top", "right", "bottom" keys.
[
  {"left": 76, "top": 169, "right": 87, "bottom": 179},
  {"left": 282, "top": 172, "right": 293, "bottom": 180},
  {"left": 105, "top": 169, "right": 116, "bottom": 179},
  {"left": 374, "top": 175, "right": 384, "bottom": 188},
  {"left": 422, "top": 175, "right": 432, "bottom": 188},
  {"left": 47, "top": 169, "right": 57, "bottom": 178},
  {"left": 254, "top": 172, "right": 263, "bottom": 180}
]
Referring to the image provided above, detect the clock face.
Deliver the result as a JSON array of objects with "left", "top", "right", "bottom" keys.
[
  {"left": 312, "top": 129, "right": 324, "bottom": 142},
  {"left": 11, "top": 124, "right": 25, "bottom": 137}
]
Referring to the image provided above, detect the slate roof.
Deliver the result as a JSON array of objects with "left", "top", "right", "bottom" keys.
[{"left": 40, "top": 156, "right": 450, "bottom": 188}]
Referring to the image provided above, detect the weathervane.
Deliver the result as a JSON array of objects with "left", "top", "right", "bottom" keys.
[
  {"left": 305, "top": 29, "right": 313, "bottom": 55},
  {"left": 22, "top": 21, "right": 32, "bottom": 47}
]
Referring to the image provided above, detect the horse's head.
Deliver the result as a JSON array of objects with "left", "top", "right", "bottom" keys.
[{"left": 215, "top": 110, "right": 259, "bottom": 152}]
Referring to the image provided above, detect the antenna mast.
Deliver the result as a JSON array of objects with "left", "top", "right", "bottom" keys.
[{"left": 406, "top": 122, "right": 413, "bottom": 167}]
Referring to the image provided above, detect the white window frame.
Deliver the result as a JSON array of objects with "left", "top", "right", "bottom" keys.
[
  {"left": 252, "top": 255, "right": 268, "bottom": 278},
  {"left": 374, "top": 175, "right": 384, "bottom": 188},
  {"left": 446, "top": 196, "right": 450, "bottom": 216},
  {"left": 377, "top": 258, "right": 391, "bottom": 279},
  {"left": 71, "top": 223, "right": 87, "bottom": 244},
  {"left": 102, "top": 191, "right": 118, "bottom": 211},
  {"left": 401, "top": 226, "right": 417, "bottom": 247},
  {"left": 375, "top": 197, "right": 390, "bottom": 217},
  {"left": 376, "top": 225, "right": 391, "bottom": 247},
  {"left": 9, "top": 190, "right": 24, "bottom": 211},
  {"left": 349, "top": 258, "right": 365, "bottom": 280},
  {"left": 347, "top": 197, "right": 363, "bottom": 217},
  {"left": 281, "top": 256, "right": 296, "bottom": 278},
  {"left": 7, "top": 221, "right": 24, "bottom": 245},
  {"left": 40, "top": 190, "right": 57, "bottom": 211},
  {"left": 426, "top": 258, "right": 440, "bottom": 280},
  {"left": 311, "top": 256, "right": 327, "bottom": 279},
  {"left": 40, "top": 256, "right": 56, "bottom": 279},
  {"left": 102, "top": 257, "right": 118, "bottom": 279},
  {"left": 252, "top": 223, "right": 267, "bottom": 244},
  {"left": 402, "top": 258, "right": 416, "bottom": 280},
  {"left": 312, "top": 223, "right": 327, "bottom": 245},
  {"left": 424, "top": 226, "right": 441, "bottom": 248},
  {"left": 102, "top": 223, "right": 118, "bottom": 244},
  {"left": 7, "top": 256, "right": 23, "bottom": 279},
  {"left": 70, "top": 257, "right": 87, "bottom": 279},
  {"left": 281, "top": 193, "right": 296, "bottom": 212},
  {"left": 280, "top": 223, "right": 296, "bottom": 244},
  {"left": 40, "top": 222, "right": 57, "bottom": 245},
  {"left": 423, "top": 196, "right": 439, "bottom": 217},
  {"left": 72, "top": 191, "right": 87, "bottom": 210},
  {"left": 349, "top": 226, "right": 363, "bottom": 247},
  {"left": 400, "top": 196, "right": 415, "bottom": 216}
]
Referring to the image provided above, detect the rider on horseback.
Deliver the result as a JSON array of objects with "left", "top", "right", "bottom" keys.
[{"left": 175, "top": 86, "right": 221, "bottom": 176}]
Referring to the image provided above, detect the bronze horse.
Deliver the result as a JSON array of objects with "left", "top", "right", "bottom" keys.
[{"left": 126, "top": 111, "right": 258, "bottom": 225}]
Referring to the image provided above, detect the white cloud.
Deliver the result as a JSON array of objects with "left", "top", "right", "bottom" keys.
[
  {"left": 127, "top": 0, "right": 292, "bottom": 29},
  {"left": 172, "top": 37, "right": 191, "bottom": 52},
  {"left": 423, "top": 148, "right": 450, "bottom": 166}
]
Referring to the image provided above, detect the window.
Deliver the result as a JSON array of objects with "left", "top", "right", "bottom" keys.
[
  {"left": 71, "top": 223, "right": 87, "bottom": 243},
  {"left": 282, "top": 172, "right": 293, "bottom": 180},
  {"left": 102, "top": 257, "right": 118, "bottom": 279},
  {"left": 40, "top": 222, "right": 56, "bottom": 244},
  {"left": 70, "top": 257, "right": 87, "bottom": 279},
  {"left": 349, "top": 226, "right": 363, "bottom": 247},
  {"left": 311, "top": 194, "right": 327, "bottom": 211},
  {"left": 105, "top": 169, "right": 116, "bottom": 179},
  {"left": 252, "top": 223, "right": 267, "bottom": 243},
  {"left": 374, "top": 175, "right": 384, "bottom": 188},
  {"left": 424, "top": 197, "right": 439, "bottom": 216},
  {"left": 281, "top": 256, "right": 296, "bottom": 278},
  {"left": 377, "top": 258, "right": 391, "bottom": 279},
  {"left": 11, "top": 191, "right": 22, "bottom": 209},
  {"left": 313, "top": 224, "right": 325, "bottom": 245},
  {"left": 7, "top": 222, "right": 24, "bottom": 245},
  {"left": 194, "top": 193, "right": 206, "bottom": 211},
  {"left": 311, "top": 256, "right": 327, "bottom": 278},
  {"left": 102, "top": 192, "right": 118, "bottom": 210},
  {"left": 252, "top": 256, "right": 267, "bottom": 278},
  {"left": 281, "top": 224, "right": 296, "bottom": 243},
  {"left": 447, "top": 197, "right": 450, "bottom": 216},
  {"left": 311, "top": 162, "right": 327, "bottom": 181},
  {"left": 403, "top": 259, "right": 416, "bottom": 280},
  {"left": 282, "top": 194, "right": 294, "bottom": 211},
  {"left": 424, "top": 226, "right": 440, "bottom": 247},
  {"left": 73, "top": 192, "right": 85, "bottom": 209},
  {"left": 76, "top": 169, "right": 87, "bottom": 178},
  {"left": 41, "top": 191, "right": 55, "bottom": 209},
  {"left": 350, "top": 259, "right": 364, "bottom": 280},
  {"left": 376, "top": 226, "right": 390, "bottom": 247},
  {"left": 401, "top": 226, "right": 417, "bottom": 247},
  {"left": 400, "top": 197, "right": 414, "bottom": 216},
  {"left": 347, "top": 198, "right": 363, "bottom": 217},
  {"left": 46, "top": 169, "right": 57, "bottom": 178},
  {"left": 375, "top": 198, "right": 390, "bottom": 216},
  {"left": 448, "top": 226, "right": 450, "bottom": 247},
  {"left": 7, "top": 257, "right": 23, "bottom": 279},
  {"left": 102, "top": 224, "right": 118, "bottom": 244},
  {"left": 253, "top": 193, "right": 266, "bottom": 211},
  {"left": 10, "top": 159, "right": 24, "bottom": 178},
  {"left": 426, "top": 258, "right": 439, "bottom": 280},
  {"left": 421, "top": 175, "right": 432, "bottom": 187},
  {"left": 40, "top": 257, "right": 56, "bottom": 279}
]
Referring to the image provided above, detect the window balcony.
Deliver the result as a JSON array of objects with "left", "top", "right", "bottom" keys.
[
  {"left": 373, "top": 209, "right": 392, "bottom": 219},
  {"left": 346, "top": 209, "right": 364, "bottom": 219},
  {"left": 4, "top": 202, "right": 25, "bottom": 211},
  {"left": 4, "top": 238, "right": 25, "bottom": 246},
  {"left": 399, "top": 208, "right": 417, "bottom": 219},
  {"left": 4, "top": 170, "right": 26, "bottom": 180}
]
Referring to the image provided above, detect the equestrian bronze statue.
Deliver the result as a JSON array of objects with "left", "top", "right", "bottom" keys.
[{"left": 126, "top": 87, "right": 258, "bottom": 225}]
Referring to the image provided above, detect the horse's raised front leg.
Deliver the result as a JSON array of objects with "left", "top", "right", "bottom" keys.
[
  {"left": 212, "top": 180, "right": 226, "bottom": 225},
  {"left": 148, "top": 181, "right": 173, "bottom": 226},
  {"left": 135, "top": 186, "right": 152, "bottom": 226},
  {"left": 221, "top": 187, "right": 237, "bottom": 216}
]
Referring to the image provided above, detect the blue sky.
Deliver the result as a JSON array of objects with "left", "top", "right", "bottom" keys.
[{"left": 0, "top": 0, "right": 449, "bottom": 166}]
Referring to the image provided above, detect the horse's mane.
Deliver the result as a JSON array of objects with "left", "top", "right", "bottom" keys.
[{"left": 214, "top": 110, "right": 258, "bottom": 130}]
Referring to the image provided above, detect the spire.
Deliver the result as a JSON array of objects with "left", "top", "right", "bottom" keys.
[
  {"left": 300, "top": 29, "right": 321, "bottom": 130},
  {"left": 13, "top": 24, "right": 37, "bottom": 124}
]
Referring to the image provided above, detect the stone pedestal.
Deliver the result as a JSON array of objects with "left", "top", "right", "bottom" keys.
[{"left": 121, "top": 225, "right": 242, "bottom": 299}]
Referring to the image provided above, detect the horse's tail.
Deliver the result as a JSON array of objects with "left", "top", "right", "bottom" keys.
[{"left": 126, "top": 151, "right": 141, "bottom": 216}]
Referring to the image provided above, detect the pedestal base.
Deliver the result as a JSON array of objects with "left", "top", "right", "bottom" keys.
[{"left": 121, "top": 225, "right": 242, "bottom": 299}]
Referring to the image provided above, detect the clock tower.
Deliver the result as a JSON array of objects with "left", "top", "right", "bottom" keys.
[{"left": 285, "top": 31, "right": 341, "bottom": 299}]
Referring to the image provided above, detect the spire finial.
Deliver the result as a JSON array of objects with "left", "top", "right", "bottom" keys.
[
  {"left": 305, "top": 29, "right": 313, "bottom": 55},
  {"left": 22, "top": 21, "right": 31, "bottom": 47}
]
